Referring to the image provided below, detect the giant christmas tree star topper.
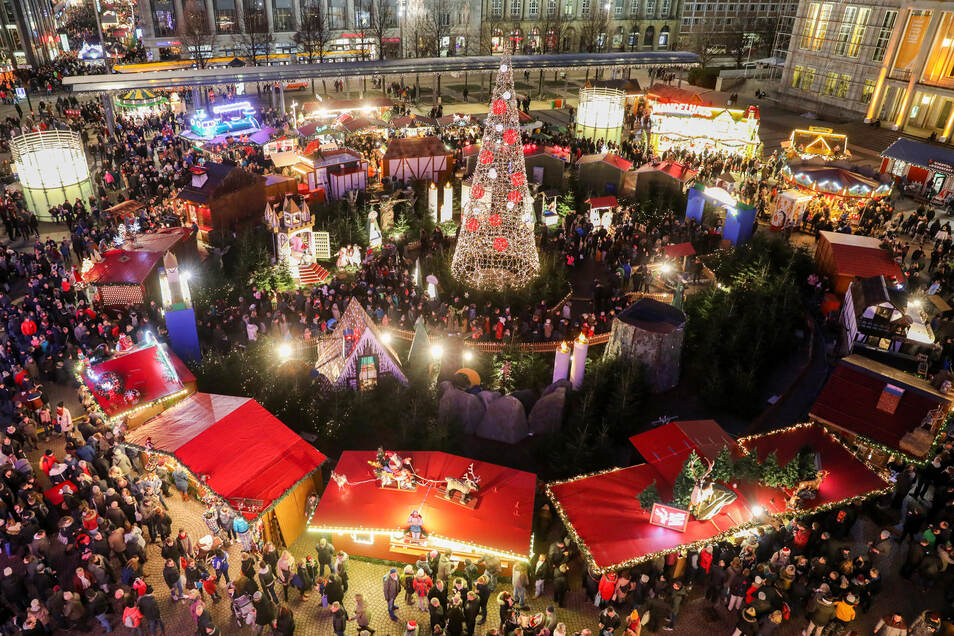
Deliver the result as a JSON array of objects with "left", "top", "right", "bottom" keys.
[{"left": 451, "top": 51, "right": 540, "bottom": 290}]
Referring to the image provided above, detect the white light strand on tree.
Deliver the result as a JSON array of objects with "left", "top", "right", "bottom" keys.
[{"left": 451, "top": 49, "right": 540, "bottom": 291}]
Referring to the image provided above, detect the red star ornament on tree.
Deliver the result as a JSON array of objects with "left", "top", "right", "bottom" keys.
[
  {"left": 471, "top": 184, "right": 485, "bottom": 199},
  {"left": 502, "top": 129, "right": 519, "bottom": 145},
  {"left": 489, "top": 213, "right": 502, "bottom": 227},
  {"left": 493, "top": 237, "right": 509, "bottom": 252},
  {"left": 507, "top": 190, "right": 522, "bottom": 204},
  {"left": 492, "top": 100, "right": 507, "bottom": 115},
  {"left": 465, "top": 217, "right": 480, "bottom": 232},
  {"left": 510, "top": 172, "right": 525, "bottom": 187},
  {"left": 479, "top": 149, "right": 494, "bottom": 165}
]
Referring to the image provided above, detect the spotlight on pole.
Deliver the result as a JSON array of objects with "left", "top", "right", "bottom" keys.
[
  {"left": 381, "top": 331, "right": 392, "bottom": 345},
  {"left": 463, "top": 350, "right": 473, "bottom": 362},
  {"left": 430, "top": 344, "right": 444, "bottom": 360},
  {"left": 278, "top": 343, "right": 292, "bottom": 360}
]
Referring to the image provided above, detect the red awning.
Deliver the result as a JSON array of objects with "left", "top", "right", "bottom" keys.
[
  {"left": 662, "top": 242, "right": 696, "bottom": 258},
  {"left": 311, "top": 450, "right": 536, "bottom": 557},
  {"left": 125, "top": 393, "right": 326, "bottom": 520},
  {"left": 587, "top": 196, "right": 618, "bottom": 209}
]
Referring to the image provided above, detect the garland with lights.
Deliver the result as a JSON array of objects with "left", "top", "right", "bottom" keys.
[
  {"left": 546, "top": 421, "right": 891, "bottom": 573},
  {"left": 450, "top": 49, "right": 540, "bottom": 291}
]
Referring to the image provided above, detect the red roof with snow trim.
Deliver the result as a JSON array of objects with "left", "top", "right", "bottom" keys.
[
  {"left": 587, "top": 196, "right": 618, "bottom": 209},
  {"left": 636, "top": 160, "right": 699, "bottom": 182},
  {"left": 125, "top": 392, "right": 326, "bottom": 520},
  {"left": 83, "top": 344, "right": 191, "bottom": 417},
  {"left": 579, "top": 153, "right": 633, "bottom": 171},
  {"left": 810, "top": 359, "right": 950, "bottom": 455},
  {"left": 310, "top": 450, "right": 536, "bottom": 557},
  {"left": 646, "top": 83, "right": 713, "bottom": 106}
]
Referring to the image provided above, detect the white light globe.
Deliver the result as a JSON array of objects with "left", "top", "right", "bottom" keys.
[
  {"left": 495, "top": 124, "right": 503, "bottom": 132},
  {"left": 500, "top": 64, "right": 508, "bottom": 72},
  {"left": 503, "top": 91, "right": 512, "bottom": 99},
  {"left": 506, "top": 201, "right": 515, "bottom": 209},
  {"left": 488, "top": 168, "right": 498, "bottom": 179}
]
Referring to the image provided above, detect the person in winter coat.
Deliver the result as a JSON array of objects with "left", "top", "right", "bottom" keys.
[
  {"left": 497, "top": 591, "right": 515, "bottom": 626},
  {"left": 429, "top": 596, "right": 446, "bottom": 634},
  {"left": 553, "top": 563, "right": 570, "bottom": 607},
  {"left": 413, "top": 569, "right": 433, "bottom": 611},
  {"left": 273, "top": 605, "right": 295, "bottom": 635},
  {"left": 383, "top": 567, "right": 402, "bottom": 621},
  {"left": 330, "top": 601, "right": 349, "bottom": 636},
  {"left": 909, "top": 611, "right": 942, "bottom": 636},
  {"left": 731, "top": 607, "right": 759, "bottom": 636},
  {"left": 446, "top": 597, "right": 465, "bottom": 636},
  {"left": 350, "top": 593, "right": 373, "bottom": 635},
  {"left": 874, "top": 613, "right": 909, "bottom": 636},
  {"left": 403, "top": 564, "right": 416, "bottom": 605},
  {"left": 252, "top": 591, "right": 275, "bottom": 634},
  {"left": 804, "top": 594, "right": 837, "bottom": 636},
  {"left": 529, "top": 553, "right": 550, "bottom": 598},
  {"left": 512, "top": 562, "right": 530, "bottom": 609},
  {"left": 316, "top": 538, "right": 335, "bottom": 577}
]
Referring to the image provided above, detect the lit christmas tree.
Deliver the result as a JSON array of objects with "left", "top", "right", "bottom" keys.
[{"left": 451, "top": 50, "right": 540, "bottom": 290}]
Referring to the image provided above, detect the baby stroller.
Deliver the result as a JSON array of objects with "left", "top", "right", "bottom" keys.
[{"left": 230, "top": 591, "right": 255, "bottom": 627}]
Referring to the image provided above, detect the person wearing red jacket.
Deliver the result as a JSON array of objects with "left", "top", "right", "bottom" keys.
[
  {"left": 699, "top": 545, "right": 714, "bottom": 575},
  {"left": 598, "top": 571, "right": 618, "bottom": 608}
]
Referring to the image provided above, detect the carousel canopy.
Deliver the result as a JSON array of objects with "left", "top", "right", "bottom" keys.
[
  {"left": 117, "top": 88, "right": 165, "bottom": 107},
  {"left": 125, "top": 392, "right": 327, "bottom": 520},
  {"left": 781, "top": 165, "right": 890, "bottom": 198}
]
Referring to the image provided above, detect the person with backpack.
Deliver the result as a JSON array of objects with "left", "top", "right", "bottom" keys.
[{"left": 122, "top": 598, "right": 144, "bottom": 636}]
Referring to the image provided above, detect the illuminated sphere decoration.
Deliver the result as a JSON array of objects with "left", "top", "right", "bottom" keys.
[
  {"left": 12, "top": 130, "right": 93, "bottom": 221},
  {"left": 576, "top": 87, "right": 625, "bottom": 146}
]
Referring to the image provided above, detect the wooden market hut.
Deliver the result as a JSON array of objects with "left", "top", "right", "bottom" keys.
[
  {"left": 634, "top": 160, "right": 698, "bottom": 198},
  {"left": 79, "top": 342, "right": 197, "bottom": 429},
  {"left": 381, "top": 136, "right": 454, "bottom": 185},
  {"left": 547, "top": 420, "right": 888, "bottom": 572},
  {"left": 309, "top": 450, "right": 535, "bottom": 570},
  {"left": 577, "top": 152, "right": 636, "bottom": 196},
  {"left": 124, "top": 392, "right": 327, "bottom": 548},
  {"left": 815, "top": 231, "right": 906, "bottom": 294},
  {"left": 174, "top": 162, "right": 266, "bottom": 241}
]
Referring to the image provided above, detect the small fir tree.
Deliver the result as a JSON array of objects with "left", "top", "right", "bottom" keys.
[
  {"left": 733, "top": 452, "right": 761, "bottom": 482},
  {"left": 671, "top": 451, "right": 700, "bottom": 508},
  {"left": 781, "top": 458, "right": 802, "bottom": 489},
  {"left": 637, "top": 480, "right": 662, "bottom": 511},
  {"left": 711, "top": 445, "right": 734, "bottom": 483},
  {"left": 759, "top": 451, "right": 785, "bottom": 488}
]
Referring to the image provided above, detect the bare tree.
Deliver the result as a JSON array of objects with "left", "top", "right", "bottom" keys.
[
  {"left": 419, "top": 0, "right": 453, "bottom": 56},
  {"left": 687, "top": 19, "right": 723, "bottom": 68},
  {"left": 365, "top": 0, "right": 395, "bottom": 59},
  {"left": 538, "top": 0, "right": 568, "bottom": 53},
  {"left": 579, "top": 3, "right": 609, "bottom": 52},
  {"left": 294, "top": 0, "right": 330, "bottom": 63},
  {"left": 238, "top": 5, "right": 274, "bottom": 66},
  {"left": 478, "top": 13, "right": 504, "bottom": 54},
  {"left": 181, "top": 0, "right": 216, "bottom": 68}
]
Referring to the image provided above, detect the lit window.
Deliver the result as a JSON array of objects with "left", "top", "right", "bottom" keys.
[
  {"left": 871, "top": 10, "right": 896, "bottom": 62},
  {"left": 629, "top": 0, "right": 638, "bottom": 15},
  {"left": 645, "top": 0, "right": 654, "bottom": 16},
  {"left": 546, "top": 0, "right": 556, "bottom": 15},
  {"left": 359, "top": 355, "right": 378, "bottom": 390},
  {"left": 511, "top": 0, "right": 522, "bottom": 17},
  {"left": 614, "top": 0, "right": 623, "bottom": 16},
  {"left": 800, "top": 2, "right": 831, "bottom": 51},
  {"left": 801, "top": 67, "right": 815, "bottom": 90},
  {"left": 492, "top": 0, "right": 502, "bottom": 16},
  {"left": 861, "top": 78, "right": 876, "bottom": 103},
  {"left": 658, "top": 25, "right": 669, "bottom": 46},
  {"left": 837, "top": 74, "right": 850, "bottom": 97},
  {"left": 834, "top": 6, "right": 869, "bottom": 57},
  {"left": 660, "top": 0, "right": 670, "bottom": 16},
  {"left": 529, "top": 0, "right": 539, "bottom": 16},
  {"left": 791, "top": 65, "right": 803, "bottom": 88}
]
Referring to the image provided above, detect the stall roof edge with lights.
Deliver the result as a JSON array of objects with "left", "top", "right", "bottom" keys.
[
  {"left": 546, "top": 420, "right": 889, "bottom": 573},
  {"left": 309, "top": 449, "right": 536, "bottom": 569},
  {"left": 122, "top": 392, "right": 327, "bottom": 547}
]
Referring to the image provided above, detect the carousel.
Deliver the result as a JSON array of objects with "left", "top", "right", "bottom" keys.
[
  {"left": 777, "top": 163, "right": 892, "bottom": 224},
  {"left": 116, "top": 89, "right": 168, "bottom": 117}
]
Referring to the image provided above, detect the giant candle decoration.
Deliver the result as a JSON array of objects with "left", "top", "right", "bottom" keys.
[
  {"left": 442, "top": 181, "right": 454, "bottom": 223},
  {"left": 570, "top": 333, "right": 588, "bottom": 389},
  {"left": 428, "top": 182, "right": 439, "bottom": 223},
  {"left": 553, "top": 340, "right": 571, "bottom": 383}
]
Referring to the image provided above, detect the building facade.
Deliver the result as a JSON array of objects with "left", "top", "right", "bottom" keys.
[
  {"left": 0, "top": 0, "right": 60, "bottom": 67},
  {"left": 137, "top": 0, "right": 481, "bottom": 60},
  {"left": 862, "top": 1, "right": 954, "bottom": 143},
  {"left": 679, "top": 0, "right": 799, "bottom": 62},
  {"left": 779, "top": 0, "right": 901, "bottom": 116},
  {"left": 478, "top": 0, "right": 679, "bottom": 54}
]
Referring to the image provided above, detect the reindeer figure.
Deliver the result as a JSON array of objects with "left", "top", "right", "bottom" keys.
[
  {"left": 689, "top": 457, "right": 715, "bottom": 513},
  {"left": 445, "top": 464, "right": 481, "bottom": 503}
]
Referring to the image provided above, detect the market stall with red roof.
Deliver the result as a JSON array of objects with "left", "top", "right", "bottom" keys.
[
  {"left": 78, "top": 341, "right": 196, "bottom": 429},
  {"left": 547, "top": 421, "right": 889, "bottom": 572},
  {"left": 815, "top": 230, "right": 906, "bottom": 294},
  {"left": 309, "top": 450, "right": 535, "bottom": 570},
  {"left": 123, "top": 392, "right": 327, "bottom": 547}
]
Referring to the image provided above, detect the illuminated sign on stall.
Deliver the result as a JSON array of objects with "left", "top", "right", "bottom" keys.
[
  {"left": 649, "top": 503, "right": 689, "bottom": 532},
  {"left": 190, "top": 101, "right": 260, "bottom": 139},
  {"left": 648, "top": 102, "right": 761, "bottom": 159}
]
